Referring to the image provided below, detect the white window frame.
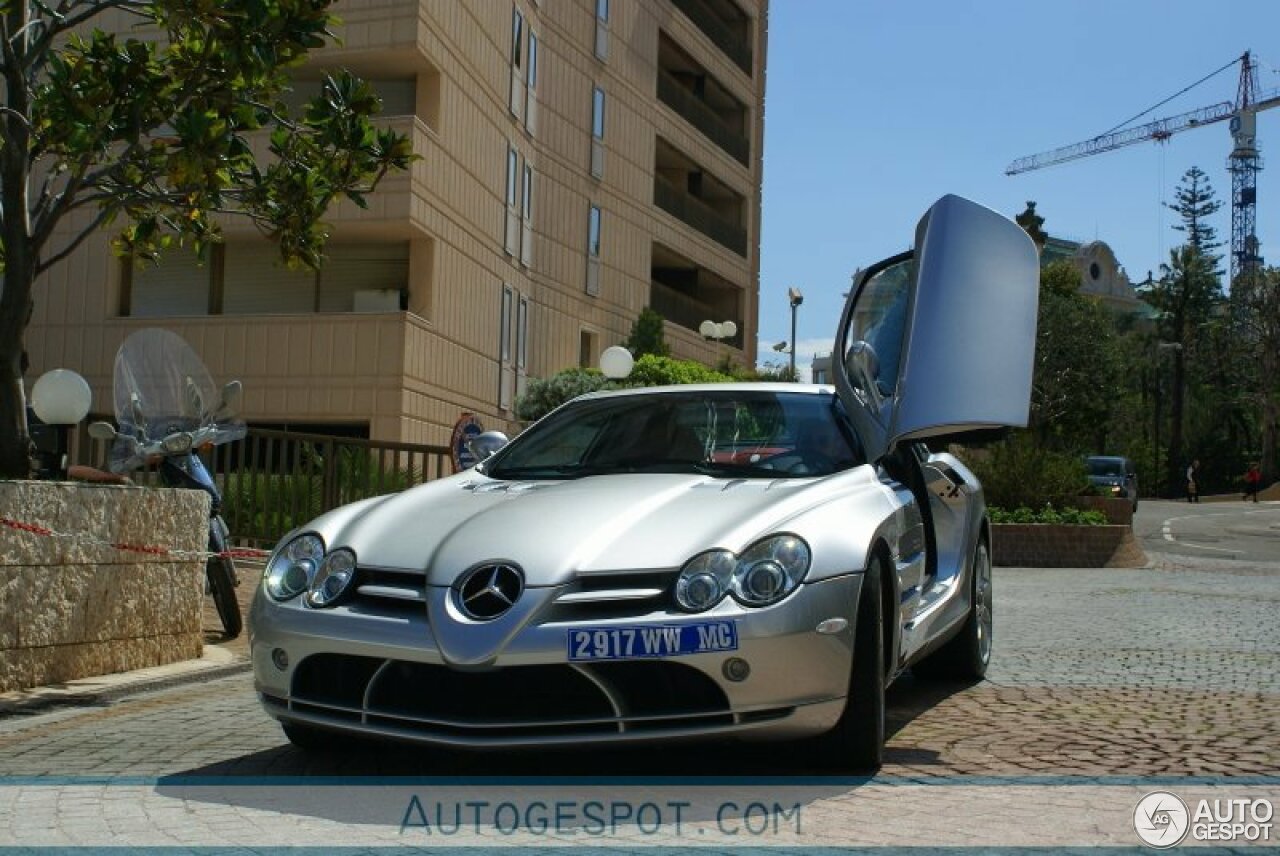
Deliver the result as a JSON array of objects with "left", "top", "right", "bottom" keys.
[{"left": 504, "top": 145, "right": 520, "bottom": 255}]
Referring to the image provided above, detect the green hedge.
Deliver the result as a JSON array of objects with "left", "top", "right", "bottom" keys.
[{"left": 988, "top": 505, "right": 1108, "bottom": 525}]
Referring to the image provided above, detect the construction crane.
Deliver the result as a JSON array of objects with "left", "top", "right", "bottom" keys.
[{"left": 1007, "top": 51, "right": 1280, "bottom": 285}]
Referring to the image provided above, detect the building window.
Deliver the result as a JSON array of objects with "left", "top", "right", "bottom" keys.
[
  {"left": 519, "top": 159, "right": 535, "bottom": 264},
  {"left": 585, "top": 205, "right": 601, "bottom": 296},
  {"left": 516, "top": 295, "right": 529, "bottom": 371},
  {"left": 588, "top": 205, "right": 602, "bottom": 257},
  {"left": 590, "top": 86, "right": 605, "bottom": 178},
  {"left": 504, "top": 144, "right": 519, "bottom": 255},
  {"left": 594, "top": 0, "right": 609, "bottom": 61},
  {"left": 501, "top": 285, "right": 513, "bottom": 362},
  {"left": 592, "top": 87, "right": 606, "bottom": 139},
  {"left": 525, "top": 29, "right": 539, "bottom": 134},
  {"left": 511, "top": 7, "right": 524, "bottom": 67},
  {"left": 509, "top": 6, "right": 526, "bottom": 120}
]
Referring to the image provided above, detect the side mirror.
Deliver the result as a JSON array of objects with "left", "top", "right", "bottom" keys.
[
  {"left": 844, "top": 340, "right": 881, "bottom": 397},
  {"left": 88, "top": 421, "right": 118, "bottom": 441},
  {"left": 219, "top": 380, "right": 243, "bottom": 415},
  {"left": 468, "top": 431, "right": 510, "bottom": 464},
  {"left": 184, "top": 376, "right": 205, "bottom": 419}
]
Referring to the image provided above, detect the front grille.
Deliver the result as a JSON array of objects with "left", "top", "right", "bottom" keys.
[
  {"left": 347, "top": 565, "right": 678, "bottom": 622},
  {"left": 543, "top": 570, "right": 678, "bottom": 622},
  {"left": 280, "top": 653, "right": 779, "bottom": 742}
]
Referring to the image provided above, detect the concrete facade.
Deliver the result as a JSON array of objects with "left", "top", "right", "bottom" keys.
[
  {"left": 0, "top": 482, "right": 209, "bottom": 692},
  {"left": 26, "top": 0, "right": 768, "bottom": 445}
]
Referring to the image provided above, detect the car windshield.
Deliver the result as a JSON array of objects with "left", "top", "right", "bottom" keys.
[
  {"left": 484, "top": 390, "right": 863, "bottom": 480},
  {"left": 1086, "top": 458, "right": 1125, "bottom": 477}
]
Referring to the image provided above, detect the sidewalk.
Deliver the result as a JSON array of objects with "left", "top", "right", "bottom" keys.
[{"left": 0, "top": 561, "right": 261, "bottom": 715}]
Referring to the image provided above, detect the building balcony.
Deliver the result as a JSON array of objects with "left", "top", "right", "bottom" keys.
[
  {"left": 669, "top": 0, "right": 753, "bottom": 75},
  {"left": 657, "top": 69, "right": 749, "bottom": 166},
  {"left": 654, "top": 175, "right": 747, "bottom": 257},
  {"left": 650, "top": 281, "right": 743, "bottom": 348}
]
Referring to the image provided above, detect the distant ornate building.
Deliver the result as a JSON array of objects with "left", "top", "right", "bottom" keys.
[{"left": 1042, "top": 236, "right": 1152, "bottom": 317}]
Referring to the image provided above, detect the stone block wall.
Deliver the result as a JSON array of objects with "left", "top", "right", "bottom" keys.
[
  {"left": 991, "top": 523, "right": 1147, "bottom": 568},
  {"left": 0, "top": 481, "right": 210, "bottom": 692}
]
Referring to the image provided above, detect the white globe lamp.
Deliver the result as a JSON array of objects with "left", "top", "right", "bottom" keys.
[
  {"left": 599, "top": 346, "right": 635, "bottom": 379},
  {"left": 31, "top": 369, "right": 92, "bottom": 425}
]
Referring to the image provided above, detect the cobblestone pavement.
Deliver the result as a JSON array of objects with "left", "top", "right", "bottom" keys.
[{"left": 2, "top": 560, "right": 1278, "bottom": 847}]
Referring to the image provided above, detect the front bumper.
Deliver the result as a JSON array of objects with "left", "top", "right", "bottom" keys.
[{"left": 250, "top": 573, "right": 863, "bottom": 748}]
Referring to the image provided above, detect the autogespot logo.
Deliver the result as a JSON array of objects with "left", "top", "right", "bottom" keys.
[{"left": 1134, "top": 792, "right": 1190, "bottom": 848}]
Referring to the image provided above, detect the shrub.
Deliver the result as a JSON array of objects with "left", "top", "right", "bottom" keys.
[
  {"left": 625, "top": 354, "right": 735, "bottom": 387},
  {"left": 988, "top": 505, "right": 1107, "bottom": 525},
  {"left": 515, "top": 368, "right": 616, "bottom": 422},
  {"left": 965, "top": 431, "right": 1089, "bottom": 510}
]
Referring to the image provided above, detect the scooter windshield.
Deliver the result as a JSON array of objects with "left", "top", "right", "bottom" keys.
[{"left": 111, "top": 328, "right": 247, "bottom": 472}]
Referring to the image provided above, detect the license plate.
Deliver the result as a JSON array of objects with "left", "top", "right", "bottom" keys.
[{"left": 567, "top": 621, "right": 738, "bottom": 662}]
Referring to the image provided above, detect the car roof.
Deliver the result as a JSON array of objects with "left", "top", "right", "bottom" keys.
[{"left": 1086, "top": 455, "right": 1130, "bottom": 464}]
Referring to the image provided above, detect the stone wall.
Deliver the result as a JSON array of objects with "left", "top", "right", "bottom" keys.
[
  {"left": 0, "top": 481, "right": 210, "bottom": 693},
  {"left": 992, "top": 523, "right": 1147, "bottom": 568}
]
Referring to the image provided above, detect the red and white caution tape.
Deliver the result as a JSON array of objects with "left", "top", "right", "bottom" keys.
[{"left": 0, "top": 516, "right": 271, "bottom": 561}]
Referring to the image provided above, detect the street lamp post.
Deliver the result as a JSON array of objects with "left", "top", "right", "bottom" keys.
[
  {"left": 29, "top": 368, "right": 93, "bottom": 479},
  {"left": 787, "top": 287, "right": 803, "bottom": 380},
  {"left": 698, "top": 320, "right": 737, "bottom": 368}
]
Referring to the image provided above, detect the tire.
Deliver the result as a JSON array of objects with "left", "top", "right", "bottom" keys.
[
  {"left": 913, "top": 537, "right": 992, "bottom": 682},
  {"left": 206, "top": 521, "right": 242, "bottom": 639},
  {"left": 810, "top": 551, "right": 886, "bottom": 772},
  {"left": 282, "top": 722, "right": 328, "bottom": 751},
  {"left": 207, "top": 556, "right": 242, "bottom": 639}
]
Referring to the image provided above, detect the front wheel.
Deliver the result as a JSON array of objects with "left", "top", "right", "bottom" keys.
[
  {"left": 207, "top": 521, "right": 242, "bottom": 639},
  {"left": 808, "top": 551, "right": 886, "bottom": 772}
]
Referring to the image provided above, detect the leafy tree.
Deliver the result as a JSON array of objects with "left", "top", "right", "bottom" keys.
[
  {"left": 1148, "top": 244, "right": 1223, "bottom": 491},
  {"left": 1029, "top": 261, "right": 1122, "bottom": 451},
  {"left": 623, "top": 307, "right": 670, "bottom": 358},
  {"left": 1015, "top": 201, "right": 1047, "bottom": 251},
  {"left": 1231, "top": 265, "right": 1280, "bottom": 483},
  {"left": 0, "top": 1, "right": 415, "bottom": 476}
]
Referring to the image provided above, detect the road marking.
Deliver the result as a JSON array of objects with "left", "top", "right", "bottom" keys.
[{"left": 1160, "top": 507, "right": 1280, "bottom": 556}]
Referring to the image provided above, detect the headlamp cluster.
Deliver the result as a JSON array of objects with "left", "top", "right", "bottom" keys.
[
  {"left": 675, "top": 535, "right": 810, "bottom": 612},
  {"left": 264, "top": 534, "right": 358, "bottom": 608}
]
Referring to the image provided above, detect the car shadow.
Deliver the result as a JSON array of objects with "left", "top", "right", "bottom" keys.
[{"left": 152, "top": 673, "right": 978, "bottom": 828}]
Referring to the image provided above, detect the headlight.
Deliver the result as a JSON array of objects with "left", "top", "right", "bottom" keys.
[
  {"left": 264, "top": 534, "right": 325, "bottom": 601},
  {"left": 306, "top": 548, "right": 358, "bottom": 608},
  {"left": 675, "top": 535, "right": 811, "bottom": 612},
  {"left": 163, "top": 433, "right": 193, "bottom": 453},
  {"left": 1110, "top": 485, "right": 1123, "bottom": 494}
]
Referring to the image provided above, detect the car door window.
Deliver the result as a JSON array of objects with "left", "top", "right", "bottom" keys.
[{"left": 844, "top": 256, "right": 913, "bottom": 399}]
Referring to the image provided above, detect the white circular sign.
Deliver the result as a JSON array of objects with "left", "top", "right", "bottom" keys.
[{"left": 1133, "top": 792, "right": 1190, "bottom": 848}]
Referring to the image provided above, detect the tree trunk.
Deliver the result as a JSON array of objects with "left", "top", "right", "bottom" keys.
[
  {"left": 1167, "top": 347, "right": 1186, "bottom": 497},
  {"left": 0, "top": 30, "right": 36, "bottom": 479}
]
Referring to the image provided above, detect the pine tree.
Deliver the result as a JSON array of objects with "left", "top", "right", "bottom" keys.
[
  {"left": 1015, "top": 201, "right": 1047, "bottom": 251},
  {"left": 1165, "top": 166, "right": 1224, "bottom": 268}
]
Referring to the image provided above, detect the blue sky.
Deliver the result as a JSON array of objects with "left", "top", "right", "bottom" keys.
[{"left": 757, "top": 1, "right": 1280, "bottom": 377}]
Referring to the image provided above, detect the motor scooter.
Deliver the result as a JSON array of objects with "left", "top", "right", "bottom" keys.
[{"left": 88, "top": 329, "right": 248, "bottom": 638}]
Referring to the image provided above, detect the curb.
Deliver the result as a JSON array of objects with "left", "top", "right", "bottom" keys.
[{"left": 0, "top": 647, "right": 251, "bottom": 716}]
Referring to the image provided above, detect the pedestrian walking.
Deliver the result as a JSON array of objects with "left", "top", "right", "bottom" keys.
[
  {"left": 1244, "top": 462, "right": 1262, "bottom": 503},
  {"left": 1186, "top": 459, "right": 1200, "bottom": 503}
]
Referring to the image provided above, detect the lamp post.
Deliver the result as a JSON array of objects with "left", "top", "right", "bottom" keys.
[
  {"left": 29, "top": 368, "right": 93, "bottom": 479},
  {"left": 698, "top": 320, "right": 737, "bottom": 368},
  {"left": 787, "top": 287, "right": 804, "bottom": 380}
]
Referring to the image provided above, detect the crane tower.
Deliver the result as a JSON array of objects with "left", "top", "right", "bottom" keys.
[{"left": 1007, "top": 51, "right": 1280, "bottom": 286}]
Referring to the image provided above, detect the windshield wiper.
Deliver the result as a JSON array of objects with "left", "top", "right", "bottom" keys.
[{"left": 486, "top": 464, "right": 617, "bottom": 480}]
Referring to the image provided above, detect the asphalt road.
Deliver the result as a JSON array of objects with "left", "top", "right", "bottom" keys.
[{"left": 1134, "top": 498, "right": 1280, "bottom": 563}]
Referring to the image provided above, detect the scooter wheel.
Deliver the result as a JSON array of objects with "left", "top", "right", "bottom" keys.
[{"left": 207, "top": 555, "right": 243, "bottom": 639}]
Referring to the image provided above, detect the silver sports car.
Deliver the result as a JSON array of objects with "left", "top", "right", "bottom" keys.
[{"left": 249, "top": 195, "right": 1039, "bottom": 770}]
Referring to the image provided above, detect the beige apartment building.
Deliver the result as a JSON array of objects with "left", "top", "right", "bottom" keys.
[{"left": 26, "top": 0, "right": 768, "bottom": 446}]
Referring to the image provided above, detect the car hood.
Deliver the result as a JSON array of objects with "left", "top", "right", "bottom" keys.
[{"left": 312, "top": 469, "right": 882, "bottom": 586}]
